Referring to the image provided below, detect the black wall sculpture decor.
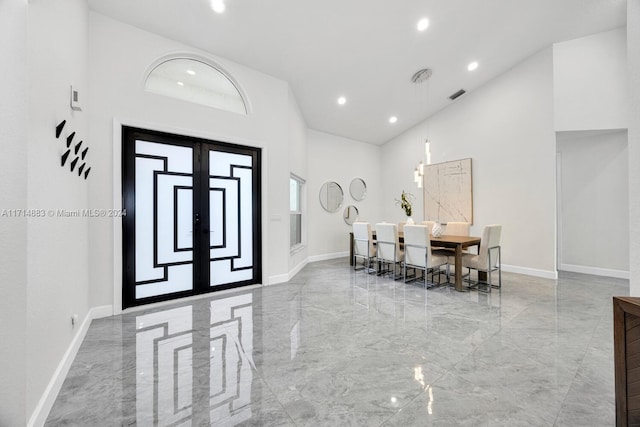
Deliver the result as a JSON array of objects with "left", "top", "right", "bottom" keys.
[
  {"left": 61, "top": 149, "right": 71, "bottom": 166},
  {"left": 55, "top": 120, "right": 66, "bottom": 138},
  {"left": 66, "top": 132, "right": 75, "bottom": 148},
  {"left": 56, "top": 119, "right": 91, "bottom": 180}
]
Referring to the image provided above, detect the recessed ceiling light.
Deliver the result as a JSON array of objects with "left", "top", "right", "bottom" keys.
[
  {"left": 211, "top": 0, "right": 225, "bottom": 13},
  {"left": 389, "top": 116, "right": 398, "bottom": 124},
  {"left": 186, "top": 69, "right": 196, "bottom": 76},
  {"left": 337, "top": 96, "right": 346, "bottom": 105},
  {"left": 417, "top": 18, "right": 430, "bottom": 32},
  {"left": 177, "top": 81, "right": 184, "bottom": 86},
  {"left": 467, "top": 61, "right": 479, "bottom": 71}
]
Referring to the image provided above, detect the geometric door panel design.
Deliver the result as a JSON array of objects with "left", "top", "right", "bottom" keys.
[
  {"left": 209, "top": 150, "right": 254, "bottom": 286},
  {"left": 134, "top": 140, "right": 193, "bottom": 300},
  {"left": 122, "top": 126, "right": 262, "bottom": 309}
]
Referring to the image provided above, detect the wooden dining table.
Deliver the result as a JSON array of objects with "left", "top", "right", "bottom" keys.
[{"left": 349, "top": 232, "right": 482, "bottom": 292}]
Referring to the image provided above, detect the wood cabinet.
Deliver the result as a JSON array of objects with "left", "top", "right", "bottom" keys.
[{"left": 614, "top": 297, "right": 640, "bottom": 426}]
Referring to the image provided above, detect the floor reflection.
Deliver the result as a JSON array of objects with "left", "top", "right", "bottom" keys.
[
  {"left": 289, "top": 294, "right": 301, "bottom": 360},
  {"left": 350, "top": 270, "right": 502, "bottom": 325},
  {"left": 135, "top": 306, "right": 193, "bottom": 425},
  {"left": 132, "top": 293, "right": 254, "bottom": 426}
]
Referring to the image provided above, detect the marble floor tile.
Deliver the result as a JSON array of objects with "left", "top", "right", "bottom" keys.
[
  {"left": 46, "top": 260, "right": 627, "bottom": 426},
  {"left": 383, "top": 371, "right": 551, "bottom": 427}
]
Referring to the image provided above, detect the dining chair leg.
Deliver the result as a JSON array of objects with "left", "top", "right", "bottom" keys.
[
  {"left": 486, "top": 251, "right": 495, "bottom": 292},
  {"left": 377, "top": 260, "right": 384, "bottom": 276},
  {"left": 394, "top": 261, "right": 403, "bottom": 281},
  {"left": 495, "top": 247, "right": 502, "bottom": 288}
]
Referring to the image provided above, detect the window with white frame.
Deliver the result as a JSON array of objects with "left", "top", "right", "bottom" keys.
[{"left": 290, "top": 175, "right": 304, "bottom": 249}]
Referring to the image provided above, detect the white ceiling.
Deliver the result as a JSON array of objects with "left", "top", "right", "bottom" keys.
[{"left": 88, "top": 0, "right": 626, "bottom": 145}]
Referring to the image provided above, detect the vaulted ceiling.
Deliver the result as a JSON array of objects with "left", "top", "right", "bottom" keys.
[{"left": 88, "top": 0, "right": 626, "bottom": 144}]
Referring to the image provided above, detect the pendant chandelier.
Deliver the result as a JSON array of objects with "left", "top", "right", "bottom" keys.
[{"left": 411, "top": 68, "right": 432, "bottom": 189}]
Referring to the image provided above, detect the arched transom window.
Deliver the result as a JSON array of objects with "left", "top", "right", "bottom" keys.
[{"left": 144, "top": 58, "right": 247, "bottom": 115}]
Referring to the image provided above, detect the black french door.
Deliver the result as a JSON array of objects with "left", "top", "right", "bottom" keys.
[{"left": 122, "top": 126, "right": 261, "bottom": 309}]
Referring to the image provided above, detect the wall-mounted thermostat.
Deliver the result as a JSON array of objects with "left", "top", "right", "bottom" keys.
[{"left": 70, "top": 85, "right": 82, "bottom": 111}]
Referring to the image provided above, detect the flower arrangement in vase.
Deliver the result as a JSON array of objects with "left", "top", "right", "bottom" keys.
[{"left": 395, "top": 190, "right": 415, "bottom": 223}]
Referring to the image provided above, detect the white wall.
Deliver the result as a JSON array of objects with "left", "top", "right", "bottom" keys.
[
  {"left": 553, "top": 28, "right": 627, "bottom": 132},
  {"left": 287, "top": 88, "right": 308, "bottom": 274},
  {"left": 557, "top": 130, "right": 628, "bottom": 276},
  {"left": 26, "top": 0, "right": 91, "bottom": 421},
  {"left": 382, "top": 48, "right": 557, "bottom": 277},
  {"left": 307, "top": 130, "right": 381, "bottom": 259},
  {"left": 380, "top": 128, "right": 429, "bottom": 224},
  {"left": 629, "top": 0, "right": 640, "bottom": 295},
  {"left": 88, "top": 13, "right": 305, "bottom": 308},
  {"left": 0, "top": 1, "right": 28, "bottom": 425}
]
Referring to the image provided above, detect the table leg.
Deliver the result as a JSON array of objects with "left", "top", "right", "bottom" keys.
[
  {"left": 349, "top": 233, "right": 354, "bottom": 266},
  {"left": 454, "top": 245, "right": 463, "bottom": 292}
]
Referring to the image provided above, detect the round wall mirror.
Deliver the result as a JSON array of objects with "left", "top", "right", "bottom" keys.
[
  {"left": 343, "top": 205, "right": 359, "bottom": 225},
  {"left": 319, "top": 181, "right": 344, "bottom": 212},
  {"left": 349, "top": 178, "right": 367, "bottom": 201}
]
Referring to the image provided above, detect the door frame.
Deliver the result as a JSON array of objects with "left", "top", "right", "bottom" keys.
[
  {"left": 112, "top": 118, "right": 268, "bottom": 314},
  {"left": 556, "top": 151, "right": 563, "bottom": 272},
  {"left": 121, "top": 125, "right": 262, "bottom": 309}
]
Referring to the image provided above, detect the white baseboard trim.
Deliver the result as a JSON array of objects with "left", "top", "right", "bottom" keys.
[
  {"left": 501, "top": 264, "right": 558, "bottom": 280},
  {"left": 269, "top": 252, "right": 348, "bottom": 285},
  {"left": 28, "top": 305, "right": 114, "bottom": 427},
  {"left": 268, "top": 258, "right": 309, "bottom": 285},
  {"left": 560, "top": 263, "right": 629, "bottom": 279},
  {"left": 288, "top": 259, "right": 308, "bottom": 280},
  {"left": 268, "top": 273, "right": 289, "bottom": 285},
  {"left": 27, "top": 309, "right": 86, "bottom": 426},
  {"left": 307, "top": 251, "right": 349, "bottom": 263}
]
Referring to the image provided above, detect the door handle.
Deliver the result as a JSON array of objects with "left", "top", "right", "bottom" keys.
[{"left": 194, "top": 213, "right": 200, "bottom": 225}]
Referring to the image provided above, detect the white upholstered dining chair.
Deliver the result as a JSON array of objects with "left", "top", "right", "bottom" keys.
[
  {"left": 375, "top": 222, "right": 404, "bottom": 279},
  {"left": 352, "top": 222, "right": 376, "bottom": 273},
  {"left": 461, "top": 224, "right": 502, "bottom": 291},
  {"left": 433, "top": 221, "right": 471, "bottom": 282},
  {"left": 444, "top": 222, "right": 470, "bottom": 236},
  {"left": 403, "top": 225, "right": 448, "bottom": 287},
  {"left": 421, "top": 221, "right": 435, "bottom": 233}
]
